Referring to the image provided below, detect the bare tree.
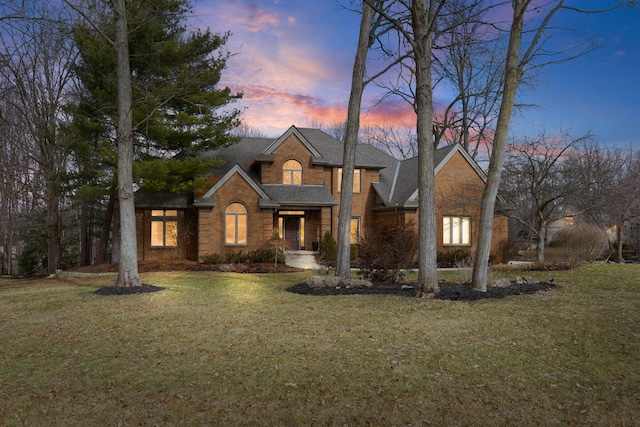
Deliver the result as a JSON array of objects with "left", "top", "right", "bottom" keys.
[
  {"left": 363, "top": 0, "right": 446, "bottom": 294},
  {"left": 336, "top": 1, "right": 375, "bottom": 279},
  {"left": 433, "top": 0, "right": 503, "bottom": 157},
  {"left": 471, "top": 0, "right": 632, "bottom": 291},
  {"left": 499, "top": 130, "right": 590, "bottom": 262},
  {"left": 567, "top": 143, "right": 640, "bottom": 263},
  {"left": 0, "top": 98, "right": 37, "bottom": 274},
  {"left": 0, "top": 1, "right": 77, "bottom": 274},
  {"left": 361, "top": 123, "right": 418, "bottom": 160},
  {"left": 233, "top": 122, "right": 269, "bottom": 139}
]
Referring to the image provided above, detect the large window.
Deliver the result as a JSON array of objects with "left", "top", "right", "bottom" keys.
[
  {"left": 337, "top": 168, "right": 361, "bottom": 193},
  {"left": 350, "top": 217, "right": 360, "bottom": 244},
  {"left": 443, "top": 216, "right": 471, "bottom": 245},
  {"left": 151, "top": 210, "right": 178, "bottom": 247},
  {"left": 225, "top": 203, "right": 247, "bottom": 245},
  {"left": 283, "top": 160, "right": 302, "bottom": 185}
]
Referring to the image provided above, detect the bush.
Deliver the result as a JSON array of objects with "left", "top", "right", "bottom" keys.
[
  {"left": 201, "top": 253, "right": 225, "bottom": 264},
  {"left": 437, "top": 249, "right": 472, "bottom": 268},
  {"left": 319, "top": 231, "right": 337, "bottom": 263},
  {"left": 248, "top": 235, "right": 286, "bottom": 265},
  {"left": 350, "top": 244, "right": 359, "bottom": 261},
  {"left": 551, "top": 225, "right": 607, "bottom": 263},
  {"left": 200, "top": 236, "right": 286, "bottom": 265},
  {"left": 357, "top": 221, "right": 417, "bottom": 284}
]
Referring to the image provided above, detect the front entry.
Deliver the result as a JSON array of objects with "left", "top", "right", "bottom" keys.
[
  {"left": 279, "top": 213, "right": 306, "bottom": 251},
  {"left": 283, "top": 216, "right": 300, "bottom": 250}
]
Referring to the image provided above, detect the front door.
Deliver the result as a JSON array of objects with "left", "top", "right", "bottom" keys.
[{"left": 283, "top": 216, "right": 300, "bottom": 250}]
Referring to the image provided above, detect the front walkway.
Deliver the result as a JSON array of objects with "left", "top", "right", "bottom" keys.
[{"left": 285, "top": 251, "right": 322, "bottom": 270}]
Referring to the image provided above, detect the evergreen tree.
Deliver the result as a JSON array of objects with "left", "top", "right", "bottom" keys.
[{"left": 70, "top": 0, "right": 241, "bottom": 273}]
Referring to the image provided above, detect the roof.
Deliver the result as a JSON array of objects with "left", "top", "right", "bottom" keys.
[{"left": 136, "top": 125, "right": 487, "bottom": 211}]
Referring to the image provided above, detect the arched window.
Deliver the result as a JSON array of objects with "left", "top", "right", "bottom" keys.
[
  {"left": 225, "top": 203, "right": 247, "bottom": 245},
  {"left": 283, "top": 160, "right": 302, "bottom": 185}
]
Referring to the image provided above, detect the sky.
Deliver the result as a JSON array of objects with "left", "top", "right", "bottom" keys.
[{"left": 190, "top": 1, "right": 640, "bottom": 148}]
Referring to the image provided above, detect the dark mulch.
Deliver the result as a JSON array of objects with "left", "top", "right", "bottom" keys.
[
  {"left": 92, "top": 284, "right": 166, "bottom": 296},
  {"left": 287, "top": 281, "right": 557, "bottom": 301},
  {"left": 74, "top": 261, "right": 302, "bottom": 274}
]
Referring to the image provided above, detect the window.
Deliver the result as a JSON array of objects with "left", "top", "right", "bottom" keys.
[
  {"left": 283, "top": 160, "right": 302, "bottom": 185},
  {"left": 350, "top": 217, "right": 360, "bottom": 244},
  {"left": 151, "top": 210, "right": 178, "bottom": 247},
  {"left": 225, "top": 203, "right": 247, "bottom": 245},
  {"left": 443, "top": 216, "right": 471, "bottom": 245},
  {"left": 338, "top": 168, "right": 361, "bottom": 193}
]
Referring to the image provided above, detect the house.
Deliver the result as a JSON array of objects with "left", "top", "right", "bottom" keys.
[{"left": 134, "top": 125, "right": 508, "bottom": 262}]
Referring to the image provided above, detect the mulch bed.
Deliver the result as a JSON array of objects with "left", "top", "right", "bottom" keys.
[
  {"left": 74, "top": 260, "right": 303, "bottom": 274},
  {"left": 92, "top": 284, "right": 166, "bottom": 296},
  {"left": 287, "top": 281, "right": 557, "bottom": 301}
]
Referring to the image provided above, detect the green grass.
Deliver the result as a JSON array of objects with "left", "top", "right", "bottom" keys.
[{"left": 0, "top": 265, "right": 638, "bottom": 426}]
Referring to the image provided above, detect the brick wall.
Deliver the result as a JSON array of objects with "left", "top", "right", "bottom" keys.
[
  {"left": 197, "top": 172, "right": 274, "bottom": 260},
  {"left": 135, "top": 209, "right": 198, "bottom": 261},
  {"left": 372, "top": 150, "right": 508, "bottom": 255}
]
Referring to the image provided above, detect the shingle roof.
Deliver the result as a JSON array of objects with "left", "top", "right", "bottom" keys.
[
  {"left": 262, "top": 184, "right": 338, "bottom": 206},
  {"left": 135, "top": 190, "right": 193, "bottom": 208},
  {"left": 137, "top": 126, "right": 482, "bottom": 211}
]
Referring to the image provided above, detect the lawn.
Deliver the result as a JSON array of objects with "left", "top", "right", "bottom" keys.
[{"left": 0, "top": 264, "right": 638, "bottom": 426}]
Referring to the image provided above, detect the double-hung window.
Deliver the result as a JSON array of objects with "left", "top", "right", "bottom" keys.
[
  {"left": 151, "top": 210, "right": 178, "bottom": 247},
  {"left": 443, "top": 216, "right": 471, "bottom": 245}
]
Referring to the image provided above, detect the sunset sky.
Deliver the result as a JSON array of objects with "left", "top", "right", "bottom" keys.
[{"left": 192, "top": 1, "right": 640, "bottom": 148}]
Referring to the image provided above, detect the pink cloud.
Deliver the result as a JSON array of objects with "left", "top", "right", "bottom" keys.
[{"left": 236, "top": 5, "right": 279, "bottom": 32}]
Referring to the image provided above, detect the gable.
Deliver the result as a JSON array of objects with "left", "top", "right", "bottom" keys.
[
  {"left": 262, "top": 125, "right": 321, "bottom": 157},
  {"left": 403, "top": 145, "right": 486, "bottom": 203},
  {"left": 195, "top": 164, "right": 270, "bottom": 207}
]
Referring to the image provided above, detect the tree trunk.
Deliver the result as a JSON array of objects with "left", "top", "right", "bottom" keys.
[
  {"left": 46, "top": 189, "right": 61, "bottom": 274},
  {"left": 113, "top": 0, "right": 141, "bottom": 287},
  {"left": 79, "top": 199, "right": 90, "bottom": 266},
  {"left": 111, "top": 196, "right": 121, "bottom": 265},
  {"left": 472, "top": 1, "right": 527, "bottom": 291},
  {"left": 617, "top": 222, "right": 624, "bottom": 263},
  {"left": 413, "top": 0, "right": 439, "bottom": 296},
  {"left": 96, "top": 192, "right": 115, "bottom": 264},
  {"left": 336, "top": 1, "right": 373, "bottom": 279},
  {"left": 536, "top": 224, "right": 546, "bottom": 263}
]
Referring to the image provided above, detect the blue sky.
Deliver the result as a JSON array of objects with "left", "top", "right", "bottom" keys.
[{"left": 192, "top": 0, "right": 640, "bottom": 148}]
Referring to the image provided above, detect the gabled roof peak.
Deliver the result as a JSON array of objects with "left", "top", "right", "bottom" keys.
[{"left": 262, "top": 125, "right": 321, "bottom": 157}]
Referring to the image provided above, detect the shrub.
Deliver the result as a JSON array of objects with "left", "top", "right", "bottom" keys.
[
  {"left": 551, "top": 224, "right": 607, "bottom": 263},
  {"left": 495, "top": 237, "right": 520, "bottom": 264},
  {"left": 357, "top": 221, "right": 417, "bottom": 284},
  {"left": 319, "top": 231, "right": 337, "bottom": 263},
  {"left": 350, "top": 244, "right": 359, "bottom": 261},
  {"left": 248, "top": 235, "right": 286, "bottom": 265},
  {"left": 437, "top": 249, "right": 472, "bottom": 268},
  {"left": 225, "top": 251, "right": 248, "bottom": 264},
  {"left": 201, "top": 253, "right": 225, "bottom": 264}
]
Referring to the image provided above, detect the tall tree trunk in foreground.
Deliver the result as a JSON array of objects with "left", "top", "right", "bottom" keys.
[
  {"left": 112, "top": 0, "right": 140, "bottom": 287},
  {"left": 413, "top": 0, "right": 439, "bottom": 296},
  {"left": 472, "top": 0, "right": 528, "bottom": 291},
  {"left": 336, "top": 1, "right": 374, "bottom": 279}
]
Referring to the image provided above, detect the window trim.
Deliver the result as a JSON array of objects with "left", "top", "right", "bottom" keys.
[
  {"left": 443, "top": 215, "right": 471, "bottom": 246},
  {"left": 225, "top": 203, "right": 248, "bottom": 246},
  {"left": 338, "top": 168, "right": 361, "bottom": 193},
  {"left": 150, "top": 210, "right": 178, "bottom": 248},
  {"left": 282, "top": 159, "right": 302, "bottom": 185}
]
